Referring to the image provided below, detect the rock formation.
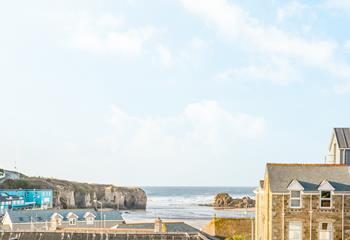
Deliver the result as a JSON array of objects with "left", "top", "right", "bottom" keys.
[
  {"left": 213, "top": 193, "right": 255, "bottom": 208},
  {"left": 0, "top": 171, "right": 147, "bottom": 210}
]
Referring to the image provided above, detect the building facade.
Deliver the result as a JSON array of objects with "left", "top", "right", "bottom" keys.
[
  {"left": 326, "top": 128, "right": 350, "bottom": 164},
  {"left": 255, "top": 163, "right": 350, "bottom": 240},
  {"left": 0, "top": 189, "right": 53, "bottom": 213},
  {"left": 1, "top": 209, "right": 124, "bottom": 231}
]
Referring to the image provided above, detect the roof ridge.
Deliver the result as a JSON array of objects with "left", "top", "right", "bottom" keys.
[{"left": 267, "top": 163, "right": 348, "bottom": 167}]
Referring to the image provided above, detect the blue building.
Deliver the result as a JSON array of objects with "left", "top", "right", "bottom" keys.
[{"left": 0, "top": 189, "right": 53, "bottom": 213}]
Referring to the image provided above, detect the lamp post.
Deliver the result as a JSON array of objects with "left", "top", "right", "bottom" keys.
[
  {"left": 93, "top": 200, "right": 103, "bottom": 229},
  {"left": 117, "top": 193, "right": 119, "bottom": 212}
]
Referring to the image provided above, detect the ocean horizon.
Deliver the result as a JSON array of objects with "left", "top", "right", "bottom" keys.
[{"left": 122, "top": 186, "right": 255, "bottom": 224}]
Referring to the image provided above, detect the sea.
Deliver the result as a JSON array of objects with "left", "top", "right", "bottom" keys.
[{"left": 122, "top": 186, "right": 255, "bottom": 228}]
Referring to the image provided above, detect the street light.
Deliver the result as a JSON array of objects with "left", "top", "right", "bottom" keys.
[{"left": 93, "top": 200, "right": 103, "bottom": 229}]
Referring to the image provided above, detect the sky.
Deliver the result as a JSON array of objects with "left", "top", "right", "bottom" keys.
[{"left": 1, "top": 0, "right": 350, "bottom": 186}]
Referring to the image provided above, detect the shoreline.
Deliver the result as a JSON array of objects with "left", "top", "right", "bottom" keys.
[
  {"left": 198, "top": 204, "right": 255, "bottom": 211},
  {"left": 213, "top": 207, "right": 255, "bottom": 211}
]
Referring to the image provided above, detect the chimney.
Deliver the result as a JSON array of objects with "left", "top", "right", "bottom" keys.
[{"left": 154, "top": 217, "right": 163, "bottom": 233}]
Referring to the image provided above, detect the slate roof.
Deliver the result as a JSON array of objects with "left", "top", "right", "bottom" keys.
[
  {"left": 6, "top": 209, "right": 124, "bottom": 224},
  {"left": 334, "top": 128, "right": 350, "bottom": 148},
  {"left": 266, "top": 163, "right": 350, "bottom": 193},
  {"left": 115, "top": 222, "right": 200, "bottom": 233}
]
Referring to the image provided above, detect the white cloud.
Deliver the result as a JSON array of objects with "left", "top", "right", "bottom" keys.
[
  {"left": 217, "top": 60, "right": 300, "bottom": 84},
  {"left": 277, "top": 2, "right": 307, "bottom": 22},
  {"left": 190, "top": 37, "right": 207, "bottom": 50},
  {"left": 181, "top": 0, "right": 336, "bottom": 65},
  {"left": 158, "top": 45, "right": 173, "bottom": 67},
  {"left": 345, "top": 40, "right": 350, "bottom": 51},
  {"left": 323, "top": 0, "right": 350, "bottom": 11},
  {"left": 105, "top": 101, "right": 264, "bottom": 168},
  {"left": 333, "top": 82, "right": 350, "bottom": 94},
  {"left": 95, "top": 15, "right": 124, "bottom": 29},
  {"left": 180, "top": 0, "right": 350, "bottom": 81},
  {"left": 66, "top": 12, "right": 157, "bottom": 57}
]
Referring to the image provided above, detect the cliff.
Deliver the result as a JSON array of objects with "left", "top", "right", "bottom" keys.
[{"left": 0, "top": 169, "right": 147, "bottom": 210}]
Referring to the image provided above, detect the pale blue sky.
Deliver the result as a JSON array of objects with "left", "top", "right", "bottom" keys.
[{"left": 1, "top": 0, "right": 350, "bottom": 186}]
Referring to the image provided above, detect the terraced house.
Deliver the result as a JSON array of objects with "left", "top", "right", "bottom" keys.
[
  {"left": 1, "top": 209, "right": 124, "bottom": 231},
  {"left": 255, "top": 163, "right": 350, "bottom": 240}
]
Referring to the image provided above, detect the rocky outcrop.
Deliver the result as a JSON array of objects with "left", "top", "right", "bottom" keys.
[
  {"left": 0, "top": 173, "right": 147, "bottom": 210},
  {"left": 213, "top": 193, "right": 255, "bottom": 208}
]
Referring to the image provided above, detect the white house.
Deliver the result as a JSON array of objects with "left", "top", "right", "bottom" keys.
[{"left": 326, "top": 128, "right": 350, "bottom": 164}]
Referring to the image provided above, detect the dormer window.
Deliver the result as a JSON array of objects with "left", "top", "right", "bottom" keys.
[
  {"left": 86, "top": 216, "right": 94, "bottom": 225},
  {"left": 290, "top": 191, "right": 301, "bottom": 208},
  {"left": 50, "top": 213, "right": 63, "bottom": 226},
  {"left": 287, "top": 179, "right": 304, "bottom": 209},
  {"left": 69, "top": 218, "right": 77, "bottom": 226},
  {"left": 318, "top": 180, "right": 334, "bottom": 209},
  {"left": 66, "top": 212, "right": 78, "bottom": 226},
  {"left": 83, "top": 212, "right": 96, "bottom": 225},
  {"left": 320, "top": 191, "right": 332, "bottom": 208}
]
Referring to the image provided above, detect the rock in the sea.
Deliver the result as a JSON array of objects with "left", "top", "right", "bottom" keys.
[{"left": 213, "top": 193, "right": 255, "bottom": 208}]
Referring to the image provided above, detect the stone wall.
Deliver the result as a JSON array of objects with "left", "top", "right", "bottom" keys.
[
  {"left": 270, "top": 193, "right": 350, "bottom": 240},
  {"left": 202, "top": 217, "right": 254, "bottom": 239}
]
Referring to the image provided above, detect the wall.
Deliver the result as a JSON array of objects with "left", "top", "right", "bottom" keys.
[
  {"left": 0, "top": 232, "right": 204, "bottom": 240},
  {"left": 255, "top": 167, "right": 271, "bottom": 240},
  {"left": 202, "top": 217, "right": 254, "bottom": 239},
  {"left": 270, "top": 193, "right": 350, "bottom": 240},
  {"left": 328, "top": 134, "right": 342, "bottom": 164}
]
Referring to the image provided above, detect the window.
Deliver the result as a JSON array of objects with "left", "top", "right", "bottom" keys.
[
  {"left": 319, "top": 222, "right": 332, "bottom": 240},
  {"left": 289, "top": 222, "right": 302, "bottom": 240},
  {"left": 69, "top": 218, "right": 77, "bottom": 226},
  {"left": 320, "top": 191, "right": 332, "bottom": 208},
  {"left": 345, "top": 150, "right": 350, "bottom": 165},
  {"left": 86, "top": 217, "right": 94, "bottom": 225},
  {"left": 290, "top": 191, "right": 301, "bottom": 208}
]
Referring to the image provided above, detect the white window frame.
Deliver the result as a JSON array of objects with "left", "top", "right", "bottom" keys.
[
  {"left": 320, "top": 191, "right": 332, "bottom": 209},
  {"left": 288, "top": 221, "right": 302, "bottom": 240},
  {"left": 86, "top": 217, "right": 94, "bottom": 225},
  {"left": 69, "top": 218, "right": 77, "bottom": 226},
  {"left": 319, "top": 222, "right": 333, "bottom": 240},
  {"left": 290, "top": 191, "right": 302, "bottom": 208}
]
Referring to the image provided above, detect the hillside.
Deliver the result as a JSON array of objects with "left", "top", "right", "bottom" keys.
[{"left": 0, "top": 168, "right": 147, "bottom": 210}]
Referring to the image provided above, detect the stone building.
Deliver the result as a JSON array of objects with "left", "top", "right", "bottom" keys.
[{"left": 255, "top": 163, "right": 350, "bottom": 240}]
